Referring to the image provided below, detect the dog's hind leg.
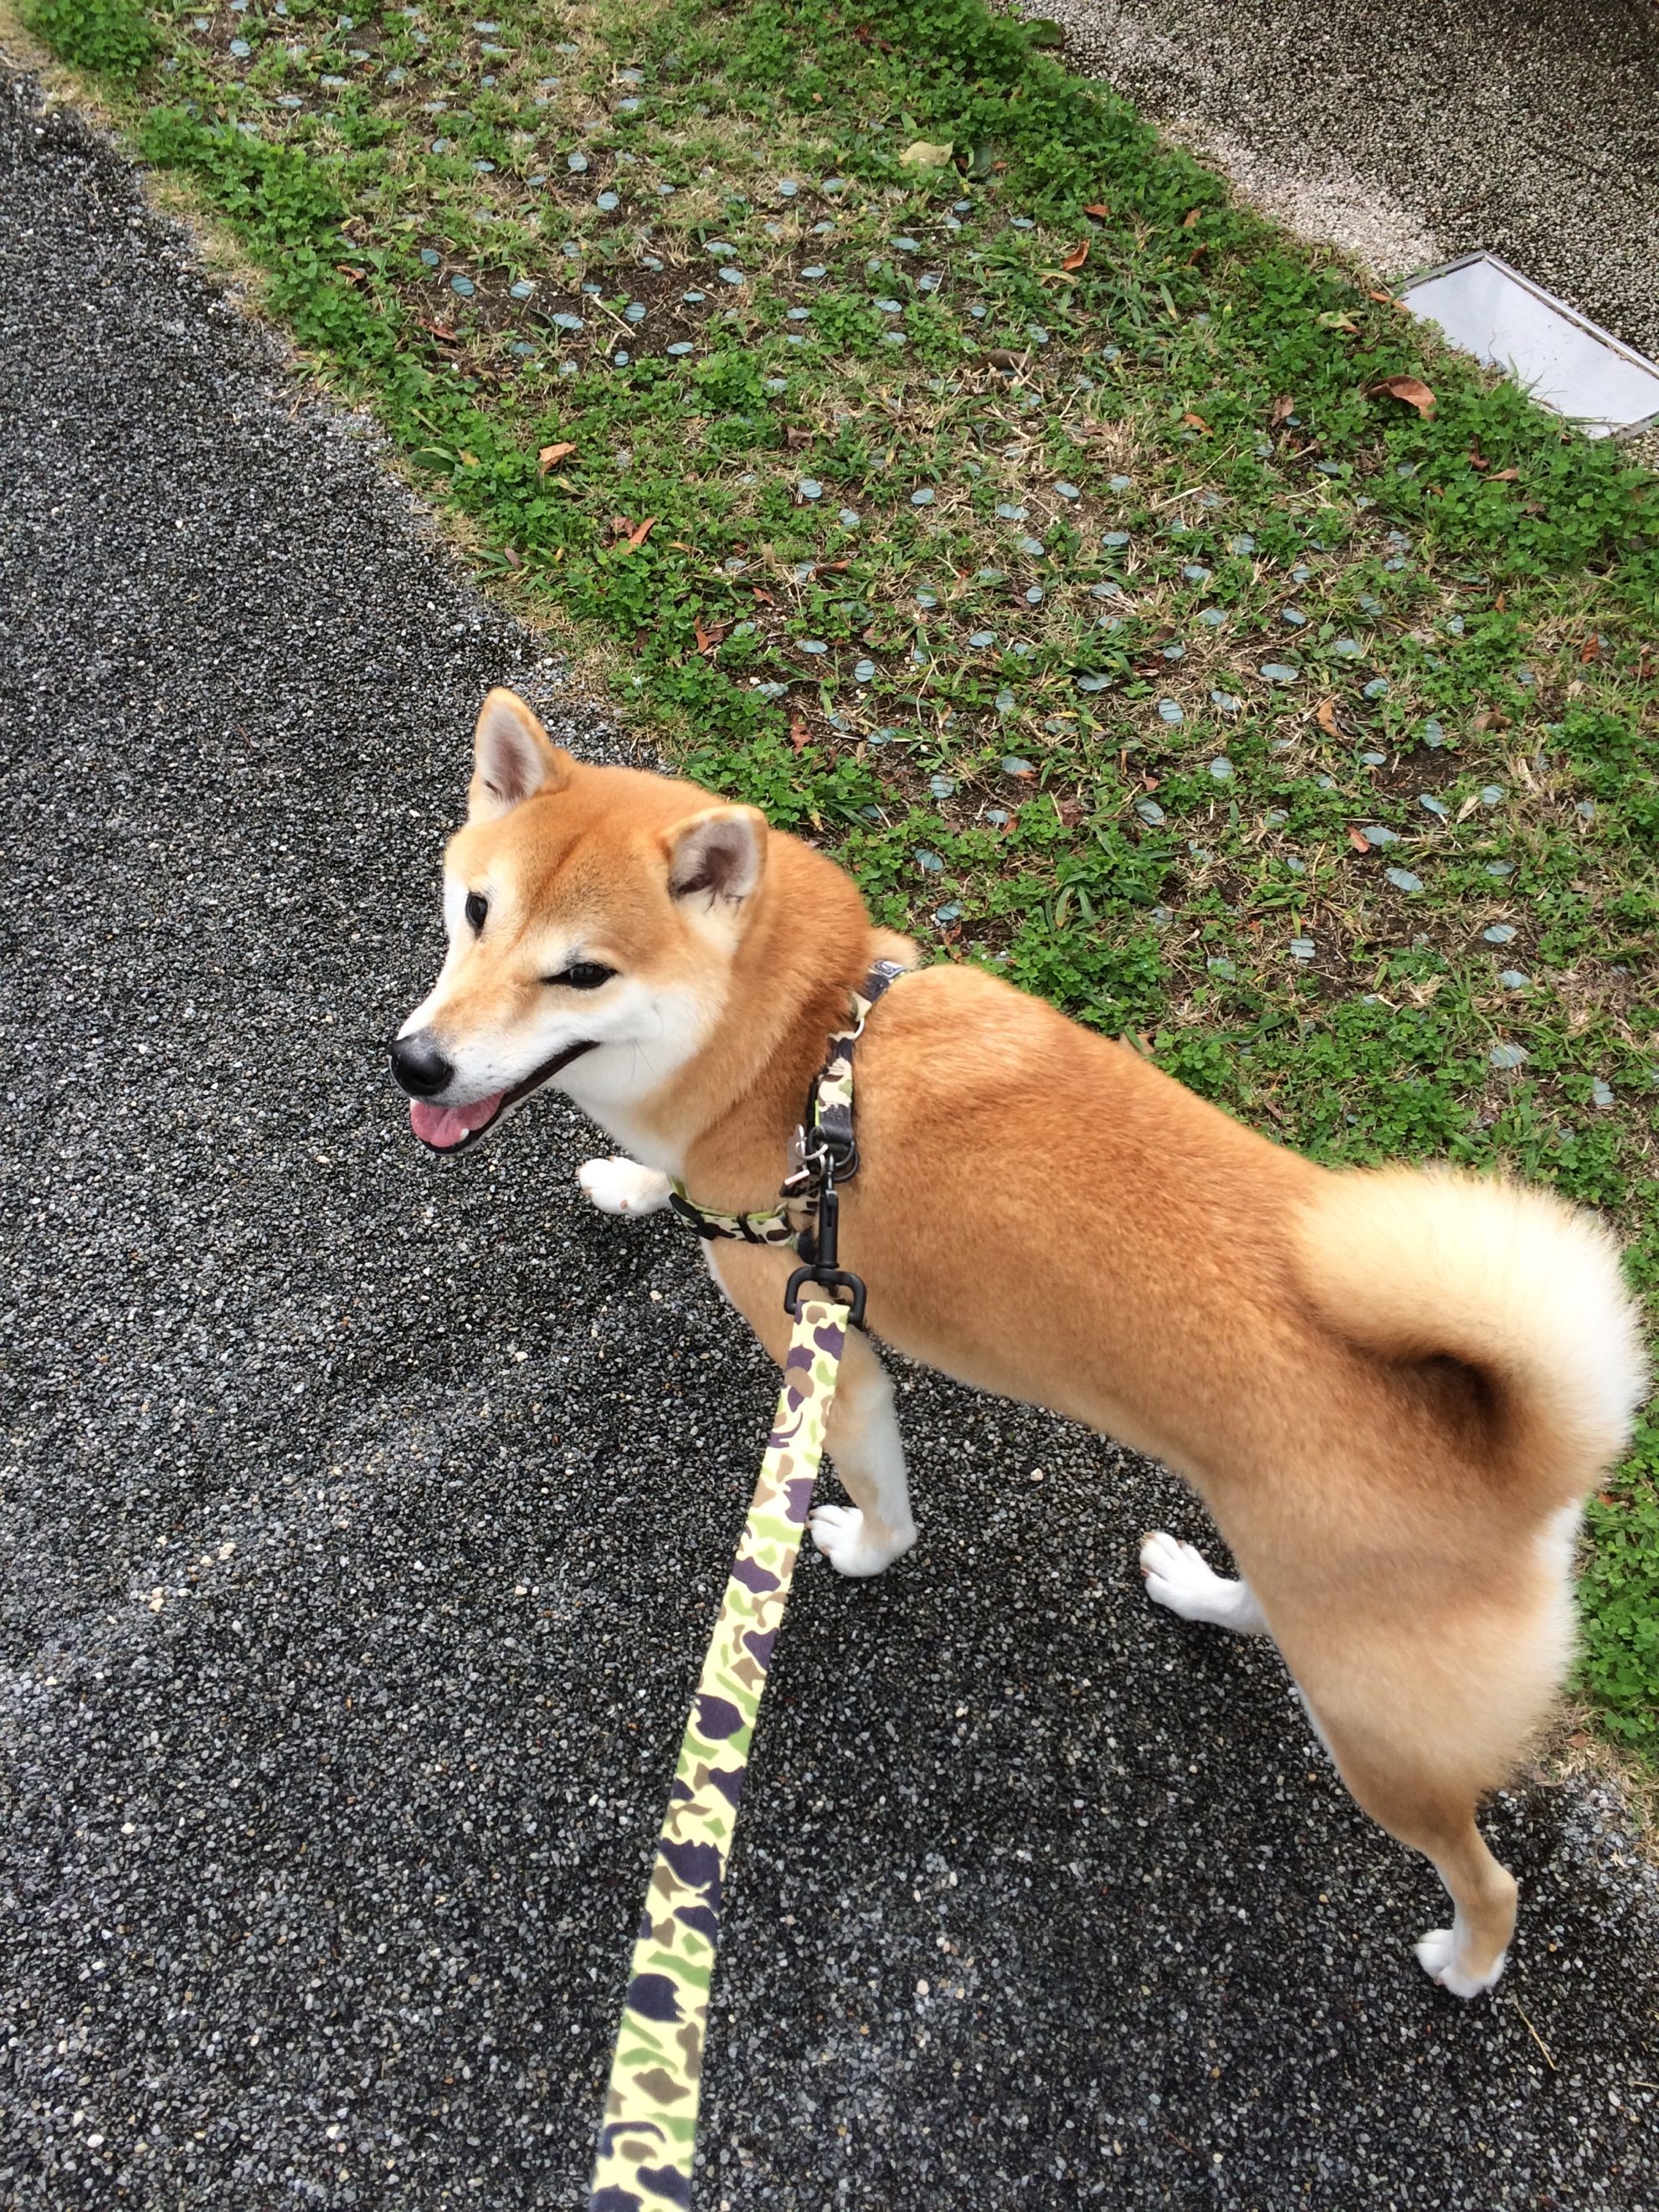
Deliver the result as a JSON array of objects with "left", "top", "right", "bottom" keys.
[
  {"left": 1139, "top": 1530, "right": 1269, "bottom": 1635},
  {"left": 1315, "top": 1727, "right": 1519, "bottom": 1998},
  {"left": 707, "top": 1242, "right": 917, "bottom": 1578}
]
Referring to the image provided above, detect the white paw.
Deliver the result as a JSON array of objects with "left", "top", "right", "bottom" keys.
[
  {"left": 809, "top": 1504, "right": 915, "bottom": 1579},
  {"left": 578, "top": 1156, "right": 672, "bottom": 1217},
  {"left": 1140, "top": 1530, "right": 1226, "bottom": 1620},
  {"left": 1415, "top": 1926, "right": 1507, "bottom": 1999}
]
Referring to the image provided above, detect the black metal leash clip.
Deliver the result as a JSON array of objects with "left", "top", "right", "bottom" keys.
[{"left": 783, "top": 1139, "right": 867, "bottom": 1330}]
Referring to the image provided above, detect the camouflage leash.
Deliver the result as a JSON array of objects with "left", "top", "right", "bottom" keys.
[
  {"left": 588, "top": 1297, "right": 849, "bottom": 2212},
  {"left": 589, "top": 965, "right": 906, "bottom": 2210}
]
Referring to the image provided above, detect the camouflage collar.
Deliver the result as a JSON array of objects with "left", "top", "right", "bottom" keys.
[{"left": 666, "top": 958, "right": 907, "bottom": 1249}]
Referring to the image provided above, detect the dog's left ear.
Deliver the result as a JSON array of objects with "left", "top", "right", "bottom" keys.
[
  {"left": 469, "top": 688, "right": 574, "bottom": 821},
  {"left": 663, "top": 806, "right": 768, "bottom": 910}
]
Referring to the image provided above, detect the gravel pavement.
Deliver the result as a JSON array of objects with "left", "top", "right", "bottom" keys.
[
  {"left": 3, "top": 69, "right": 1659, "bottom": 2212},
  {"left": 1014, "top": 0, "right": 1659, "bottom": 364}
]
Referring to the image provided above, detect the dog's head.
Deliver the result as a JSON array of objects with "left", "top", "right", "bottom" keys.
[{"left": 392, "top": 689, "right": 768, "bottom": 1158}]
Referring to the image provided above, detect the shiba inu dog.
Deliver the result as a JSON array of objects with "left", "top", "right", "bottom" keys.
[{"left": 393, "top": 687, "right": 1646, "bottom": 1999}]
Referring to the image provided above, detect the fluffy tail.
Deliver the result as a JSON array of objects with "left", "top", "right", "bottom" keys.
[{"left": 1293, "top": 1166, "right": 1647, "bottom": 1509}]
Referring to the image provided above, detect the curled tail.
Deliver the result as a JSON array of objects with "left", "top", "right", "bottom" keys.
[{"left": 1293, "top": 1166, "right": 1646, "bottom": 1510}]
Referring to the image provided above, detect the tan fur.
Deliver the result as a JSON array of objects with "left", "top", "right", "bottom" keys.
[{"left": 398, "top": 692, "right": 1648, "bottom": 1998}]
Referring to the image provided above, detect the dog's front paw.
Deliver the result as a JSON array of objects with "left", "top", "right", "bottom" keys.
[
  {"left": 578, "top": 1157, "right": 673, "bottom": 1217},
  {"left": 1414, "top": 1926, "right": 1507, "bottom": 1999},
  {"left": 809, "top": 1504, "right": 915, "bottom": 1579}
]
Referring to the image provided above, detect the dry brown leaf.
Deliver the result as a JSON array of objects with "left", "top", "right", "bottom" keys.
[
  {"left": 1317, "top": 697, "right": 1342, "bottom": 738},
  {"left": 1369, "top": 373, "right": 1436, "bottom": 419},
  {"left": 1367, "top": 289, "right": 1400, "bottom": 306},
  {"left": 1270, "top": 393, "right": 1295, "bottom": 429},
  {"left": 1492, "top": 470, "right": 1519, "bottom": 482},
  {"left": 1083, "top": 201, "right": 1110, "bottom": 219},
  {"left": 1182, "top": 208, "right": 1202, "bottom": 230},
  {"left": 1061, "top": 239, "right": 1090, "bottom": 271},
  {"left": 789, "top": 712, "right": 811, "bottom": 755},
  {"left": 537, "top": 440, "right": 577, "bottom": 474},
  {"left": 1347, "top": 826, "right": 1371, "bottom": 854},
  {"left": 616, "top": 515, "right": 658, "bottom": 553},
  {"left": 1181, "top": 411, "right": 1211, "bottom": 434}
]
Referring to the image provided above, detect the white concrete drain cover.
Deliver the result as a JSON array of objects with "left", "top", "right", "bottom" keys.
[{"left": 1398, "top": 253, "right": 1659, "bottom": 439}]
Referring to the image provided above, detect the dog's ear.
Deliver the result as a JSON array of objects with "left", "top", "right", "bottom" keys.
[
  {"left": 663, "top": 806, "right": 768, "bottom": 909},
  {"left": 469, "top": 689, "right": 573, "bottom": 821}
]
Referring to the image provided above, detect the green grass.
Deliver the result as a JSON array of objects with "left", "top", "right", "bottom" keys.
[{"left": 30, "top": 0, "right": 1659, "bottom": 1748}]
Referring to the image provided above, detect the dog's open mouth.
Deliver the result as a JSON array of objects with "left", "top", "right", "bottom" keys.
[{"left": 408, "top": 1040, "right": 597, "bottom": 1155}]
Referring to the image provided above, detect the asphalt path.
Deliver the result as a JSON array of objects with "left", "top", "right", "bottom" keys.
[
  {"left": 1016, "top": 0, "right": 1659, "bottom": 368},
  {"left": 3, "top": 69, "right": 1657, "bottom": 2212}
]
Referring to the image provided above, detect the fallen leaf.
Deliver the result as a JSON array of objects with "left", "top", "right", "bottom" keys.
[
  {"left": 1270, "top": 393, "right": 1295, "bottom": 429},
  {"left": 1492, "top": 468, "right": 1519, "bottom": 482},
  {"left": 1347, "top": 826, "right": 1371, "bottom": 853},
  {"left": 1472, "top": 705, "right": 1511, "bottom": 733},
  {"left": 537, "top": 440, "right": 577, "bottom": 474},
  {"left": 613, "top": 515, "right": 657, "bottom": 553},
  {"left": 752, "top": 587, "right": 775, "bottom": 606},
  {"left": 1181, "top": 411, "right": 1210, "bottom": 434},
  {"left": 1082, "top": 201, "right": 1110, "bottom": 219},
  {"left": 694, "top": 616, "right": 727, "bottom": 656},
  {"left": 1369, "top": 373, "right": 1436, "bottom": 419},
  {"left": 899, "top": 139, "right": 954, "bottom": 169},
  {"left": 1182, "top": 208, "right": 1202, "bottom": 230},
  {"left": 419, "top": 320, "right": 460, "bottom": 344},
  {"left": 1061, "top": 239, "right": 1090, "bottom": 271},
  {"left": 335, "top": 263, "right": 367, "bottom": 285},
  {"left": 1367, "top": 289, "right": 1400, "bottom": 306},
  {"left": 789, "top": 712, "right": 811, "bottom": 754},
  {"left": 1317, "top": 697, "right": 1342, "bottom": 738}
]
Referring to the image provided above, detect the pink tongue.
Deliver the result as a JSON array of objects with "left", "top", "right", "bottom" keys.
[{"left": 409, "top": 1090, "right": 505, "bottom": 1150}]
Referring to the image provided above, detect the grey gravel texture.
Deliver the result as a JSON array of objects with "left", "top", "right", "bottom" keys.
[
  {"left": 1012, "top": 0, "right": 1659, "bottom": 363},
  {"left": 3, "top": 68, "right": 1659, "bottom": 2212}
]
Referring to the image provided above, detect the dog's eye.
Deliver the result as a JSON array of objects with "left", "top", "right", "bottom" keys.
[
  {"left": 464, "top": 891, "right": 488, "bottom": 934},
  {"left": 547, "top": 962, "right": 614, "bottom": 991}
]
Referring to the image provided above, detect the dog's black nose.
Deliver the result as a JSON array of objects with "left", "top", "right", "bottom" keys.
[{"left": 390, "top": 1032, "right": 455, "bottom": 1098}]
